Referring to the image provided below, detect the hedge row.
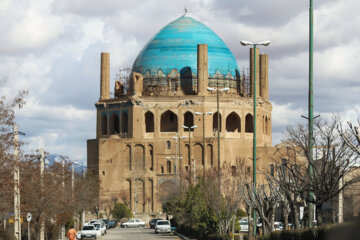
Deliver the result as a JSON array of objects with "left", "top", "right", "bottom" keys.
[{"left": 246, "top": 222, "right": 360, "bottom": 240}]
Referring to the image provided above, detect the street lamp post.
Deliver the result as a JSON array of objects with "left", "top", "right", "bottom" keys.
[
  {"left": 172, "top": 134, "right": 186, "bottom": 185},
  {"left": 240, "top": 40, "right": 271, "bottom": 236},
  {"left": 195, "top": 112, "right": 213, "bottom": 169},
  {"left": 206, "top": 87, "right": 229, "bottom": 183},
  {"left": 13, "top": 125, "right": 25, "bottom": 240},
  {"left": 182, "top": 125, "right": 197, "bottom": 184}
]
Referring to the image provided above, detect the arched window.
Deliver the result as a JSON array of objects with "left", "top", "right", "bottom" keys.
[
  {"left": 184, "top": 111, "right": 194, "bottom": 131},
  {"left": 145, "top": 111, "right": 154, "bottom": 132},
  {"left": 226, "top": 112, "right": 241, "bottom": 132},
  {"left": 166, "top": 141, "right": 171, "bottom": 149},
  {"left": 101, "top": 114, "right": 107, "bottom": 135},
  {"left": 121, "top": 112, "right": 128, "bottom": 134},
  {"left": 245, "top": 113, "right": 254, "bottom": 133},
  {"left": 160, "top": 110, "right": 178, "bottom": 132},
  {"left": 167, "top": 161, "right": 171, "bottom": 173},
  {"left": 109, "top": 113, "right": 119, "bottom": 134},
  {"left": 213, "top": 112, "right": 222, "bottom": 132},
  {"left": 161, "top": 166, "right": 164, "bottom": 174}
]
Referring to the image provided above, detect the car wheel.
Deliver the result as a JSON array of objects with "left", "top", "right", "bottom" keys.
[{"left": 124, "top": 225, "right": 128, "bottom": 228}]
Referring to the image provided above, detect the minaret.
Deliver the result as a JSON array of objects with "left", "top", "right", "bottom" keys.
[{"left": 100, "top": 52, "right": 110, "bottom": 101}]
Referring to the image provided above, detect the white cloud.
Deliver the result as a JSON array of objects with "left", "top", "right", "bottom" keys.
[{"left": 0, "top": 0, "right": 358, "bottom": 163}]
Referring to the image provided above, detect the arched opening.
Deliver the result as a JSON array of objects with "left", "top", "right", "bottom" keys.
[
  {"left": 134, "top": 144, "right": 145, "bottom": 170},
  {"left": 126, "top": 179, "right": 132, "bottom": 210},
  {"left": 185, "top": 144, "right": 190, "bottom": 166},
  {"left": 134, "top": 179, "right": 145, "bottom": 213},
  {"left": 226, "top": 112, "right": 241, "bottom": 132},
  {"left": 109, "top": 113, "right": 119, "bottom": 134},
  {"left": 184, "top": 111, "right": 194, "bottom": 131},
  {"left": 167, "top": 161, "right": 171, "bottom": 173},
  {"left": 159, "top": 180, "right": 176, "bottom": 205},
  {"left": 145, "top": 111, "right": 154, "bottom": 132},
  {"left": 194, "top": 143, "right": 204, "bottom": 166},
  {"left": 213, "top": 112, "right": 222, "bottom": 132},
  {"left": 161, "top": 110, "right": 178, "bottom": 132},
  {"left": 126, "top": 145, "right": 132, "bottom": 170},
  {"left": 121, "top": 112, "right": 128, "bottom": 134},
  {"left": 101, "top": 114, "right": 107, "bottom": 135},
  {"left": 166, "top": 141, "right": 171, "bottom": 149},
  {"left": 207, "top": 144, "right": 213, "bottom": 167},
  {"left": 148, "top": 145, "right": 154, "bottom": 171},
  {"left": 161, "top": 166, "right": 164, "bottom": 174},
  {"left": 245, "top": 113, "right": 254, "bottom": 133},
  {"left": 147, "top": 179, "right": 154, "bottom": 212},
  {"left": 265, "top": 116, "right": 269, "bottom": 135}
]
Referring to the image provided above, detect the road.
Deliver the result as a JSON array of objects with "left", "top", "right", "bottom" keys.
[{"left": 100, "top": 227, "right": 182, "bottom": 240}]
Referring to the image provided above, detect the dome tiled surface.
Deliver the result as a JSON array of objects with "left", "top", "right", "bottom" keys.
[{"left": 132, "top": 16, "right": 239, "bottom": 79}]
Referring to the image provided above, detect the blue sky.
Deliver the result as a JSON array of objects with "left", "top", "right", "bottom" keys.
[{"left": 1, "top": 0, "right": 359, "bottom": 164}]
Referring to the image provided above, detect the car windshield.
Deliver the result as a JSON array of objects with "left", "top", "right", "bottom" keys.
[
  {"left": 157, "top": 221, "right": 169, "bottom": 225},
  {"left": 83, "top": 226, "right": 94, "bottom": 230}
]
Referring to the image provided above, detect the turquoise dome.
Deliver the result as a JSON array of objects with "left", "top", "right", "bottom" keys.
[{"left": 132, "top": 16, "right": 239, "bottom": 78}]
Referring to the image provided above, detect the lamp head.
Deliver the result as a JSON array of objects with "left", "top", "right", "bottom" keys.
[
  {"left": 257, "top": 40, "right": 271, "bottom": 46},
  {"left": 220, "top": 87, "right": 230, "bottom": 92},
  {"left": 182, "top": 125, "right": 188, "bottom": 129},
  {"left": 195, "top": 112, "right": 202, "bottom": 115},
  {"left": 240, "top": 40, "right": 253, "bottom": 46},
  {"left": 207, "top": 87, "right": 215, "bottom": 92},
  {"left": 206, "top": 112, "right": 213, "bottom": 115},
  {"left": 191, "top": 125, "right": 198, "bottom": 129}
]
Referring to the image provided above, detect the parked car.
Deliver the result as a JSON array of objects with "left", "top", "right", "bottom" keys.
[
  {"left": 121, "top": 219, "right": 145, "bottom": 228},
  {"left": 149, "top": 218, "right": 163, "bottom": 229},
  {"left": 155, "top": 220, "right": 171, "bottom": 234},
  {"left": 80, "top": 225, "right": 97, "bottom": 239},
  {"left": 274, "top": 221, "right": 283, "bottom": 231},
  {"left": 93, "top": 222, "right": 106, "bottom": 235},
  {"left": 107, "top": 220, "right": 118, "bottom": 229},
  {"left": 239, "top": 217, "right": 248, "bottom": 232},
  {"left": 100, "top": 218, "right": 109, "bottom": 229}
]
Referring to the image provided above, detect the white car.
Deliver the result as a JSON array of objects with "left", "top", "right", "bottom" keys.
[
  {"left": 274, "top": 221, "right": 283, "bottom": 231},
  {"left": 80, "top": 225, "right": 97, "bottom": 239},
  {"left": 155, "top": 220, "right": 171, "bottom": 234},
  {"left": 121, "top": 219, "right": 145, "bottom": 228},
  {"left": 93, "top": 222, "right": 106, "bottom": 236},
  {"left": 239, "top": 217, "right": 248, "bottom": 232}
]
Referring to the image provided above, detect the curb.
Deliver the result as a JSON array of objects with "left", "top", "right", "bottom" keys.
[{"left": 173, "top": 231, "right": 192, "bottom": 240}]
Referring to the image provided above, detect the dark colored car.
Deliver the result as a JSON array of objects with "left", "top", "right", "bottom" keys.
[
  {"left": 108, "top": 220, "right": 117, "bottom": 229},
  {"left": 149, "top": 218, "right": 163, "bottom": 229}
]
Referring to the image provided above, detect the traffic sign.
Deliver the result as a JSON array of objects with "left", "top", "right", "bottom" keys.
[{"left": 26, "top": 213, "right": 32, "bottom": 222}]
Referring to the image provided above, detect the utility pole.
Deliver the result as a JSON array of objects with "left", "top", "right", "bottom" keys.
[
  {"left": 193, "top": 159, "right": 196, "bottom": 185},
  {"left": 40, "top": 148, "right": 45, "bottom": 240},
  {"left": 13, "top": 125, "right": 21, "bottom": 240}
]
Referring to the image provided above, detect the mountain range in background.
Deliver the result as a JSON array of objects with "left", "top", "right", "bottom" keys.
[{"left": 45, "top": 154, "right": 87, "bottom": 174}]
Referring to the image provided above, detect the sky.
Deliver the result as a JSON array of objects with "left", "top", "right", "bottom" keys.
[{"left": 1, "top": 0, "right": 359, "bottom": 164}]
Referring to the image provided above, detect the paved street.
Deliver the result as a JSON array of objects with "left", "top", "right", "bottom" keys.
[{"left": 100, "top": 227, "right": 182, "bottom": 240}]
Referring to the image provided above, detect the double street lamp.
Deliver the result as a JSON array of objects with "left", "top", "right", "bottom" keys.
[
  {"left": 240, "top": 40, "right": 271, "bottom": 236},
  {"left": 182, "top": 125, "right": 197, "bottom": 183},
  {"left": 206, "top": 87, "right": 229, "bottom": 181}
]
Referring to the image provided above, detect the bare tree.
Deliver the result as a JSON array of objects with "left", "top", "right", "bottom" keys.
[
  {"left": 339, "top": 120, "right": 360, "bottom": 156},
  {"left": 279, "top": 116, "right": 360, "bottom": 225},
  {"left": 240, "top": 179, "right": 282, "bottom": 236},
  {"left": 203, "top": 159, "right": 247, "bottom": 235}
]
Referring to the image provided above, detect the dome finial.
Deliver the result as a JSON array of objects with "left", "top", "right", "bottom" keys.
[{"left": 183, "top": 7, "right": 188, "bottom": 16}]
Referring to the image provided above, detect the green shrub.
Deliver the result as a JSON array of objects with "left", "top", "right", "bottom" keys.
[{"left": 111, "top": 202, "right": 132, "bottom": 221}]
